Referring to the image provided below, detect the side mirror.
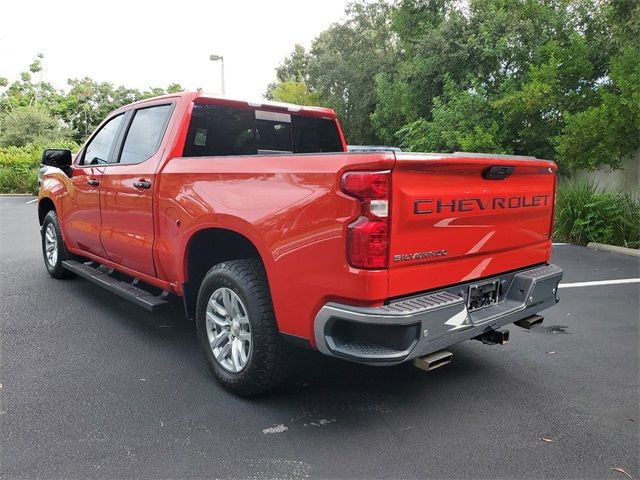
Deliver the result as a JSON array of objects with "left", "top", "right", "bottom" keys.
[{"left": 41, "top": 149, "right": 72, "bottom": 169}]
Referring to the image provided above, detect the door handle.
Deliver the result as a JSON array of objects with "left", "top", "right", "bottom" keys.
[
  {"left": 87, "top": 178, "right": 100, "bottom": 187},
  {"left": 133, "top": 180, "right": 151, "bottom": 190}
]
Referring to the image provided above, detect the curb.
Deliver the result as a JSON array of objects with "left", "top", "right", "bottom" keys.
[
  {"left": 0, "top": 193, "right": 35, "bottom": 196},
  {"left": 587, "top": 242, "right": 640, "bottom": 258}
]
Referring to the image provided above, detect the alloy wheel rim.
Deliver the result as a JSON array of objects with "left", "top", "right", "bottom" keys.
[
  {"left": 44, "top": 223, "right": 58, "bottom": 267},
  {"left": 205, "top": 287, "right": 252, "bottom": 373}
]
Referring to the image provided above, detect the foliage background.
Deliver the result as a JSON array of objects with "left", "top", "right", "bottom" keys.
[
  {"left": 0, "top": 54, "right": 184, "bottom": 193},
  {"left": 264, "top": 0, "right": 639, "bottom": 248},
  {"left": 267, "top": 0, "right": 639, "bottom": 176}
]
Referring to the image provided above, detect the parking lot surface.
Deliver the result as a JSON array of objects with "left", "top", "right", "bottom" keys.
[{"left": 1, "top": 196, "right": 638, "bottom": 479}]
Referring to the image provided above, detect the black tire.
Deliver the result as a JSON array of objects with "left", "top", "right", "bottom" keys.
[
  {"left": 196, "top": 259, "right": 291, "bottom": 396},
  {"left": 41, "top": 210, "right": 75, "bottom": 279}
]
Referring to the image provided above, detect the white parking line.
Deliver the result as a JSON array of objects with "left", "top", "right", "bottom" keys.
[
  {"left": 559, "top": 278, "right": 640, "bottom": 288},
  {"left": 25, "top": 198, "right": 37, "bottom": 204},
  {"left": 552, "top": 242, "right": 570, "bottom": 246}
]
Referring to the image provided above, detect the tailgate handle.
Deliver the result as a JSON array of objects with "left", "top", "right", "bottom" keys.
[{"left": 483, "top": 165, "right": 514, "bottom": 180}]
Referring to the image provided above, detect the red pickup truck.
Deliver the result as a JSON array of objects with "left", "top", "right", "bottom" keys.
[{"left": 38, "top": 91, "right": 562, "bottom": 395}]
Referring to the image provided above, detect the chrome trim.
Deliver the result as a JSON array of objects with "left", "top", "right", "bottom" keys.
[{"left": 314, "top": 264, "right": 563, "bottom": 365}]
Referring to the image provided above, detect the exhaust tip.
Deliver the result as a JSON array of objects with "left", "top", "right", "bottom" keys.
[
  {"left": 514, "top": 314, "right": 544, "bottom": 330},
  {"left": 413, "top": 350, "right": 453, "bottom": 372}
]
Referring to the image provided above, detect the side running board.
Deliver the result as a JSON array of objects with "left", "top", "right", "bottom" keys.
[{"left": 62, "top": 260, "right": 169, "bottom": 312}]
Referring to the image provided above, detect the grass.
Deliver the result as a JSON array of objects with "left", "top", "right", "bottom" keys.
[{"left": 554, "top": 179, "right": 640, "bottom": 248}]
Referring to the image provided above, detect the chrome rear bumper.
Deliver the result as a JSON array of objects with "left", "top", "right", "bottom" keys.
[{"left": 314, "top": 264, "right": 563, "bottom": 365}]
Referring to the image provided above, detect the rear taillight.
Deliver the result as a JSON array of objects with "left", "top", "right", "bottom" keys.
[{"left": 341, "top": 171, "right": 390, "bottom": 269}]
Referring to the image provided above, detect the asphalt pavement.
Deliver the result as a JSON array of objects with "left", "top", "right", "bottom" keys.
[{"left": 1, "top": 195, "right": 638, "bottom": 479}]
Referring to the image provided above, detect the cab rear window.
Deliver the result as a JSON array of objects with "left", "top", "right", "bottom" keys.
[{"left": 183, "top": 104, "right": 343, "bottom": 157}]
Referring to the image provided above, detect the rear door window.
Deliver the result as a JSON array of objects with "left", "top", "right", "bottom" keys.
[{"left": 119, "top": 104, "right": 173, "bottom": 165}]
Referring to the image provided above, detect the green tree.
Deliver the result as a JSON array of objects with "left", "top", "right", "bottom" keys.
[
  {"left": 371, "top": 0, "right": 471, "bottom": 141},
  {"left": 367, "top": 0, "right": 637, "bottom": 171},
  {"left": 398, "top": 77, "right": 510, "bottom": 153},
  {"left": 556, "top": 38, "right": 640, "bottom": 171},
  {"left": 306, "top": 1, "right": 397, "bottom": 144},
  {"left": 267, "top": 1, "right": 398, "bottom": 144},
  {"left": 0, "top": 106, "right": 73, "bottom": 147},
  {"left": 0, "top": 54, "right": 60, "bottom": 113},
  {"left": 166, "top": 83, "right": 184, "bottom": 94},
  {"left": 275, "top": 44, "right": 310, "bottom": 83},
  {"left": 552, "top": 0, "right": 640, "bottom": 171},
  {"left": 0, "top": 55, "right": 184, "bottom": 147},
  {"left": 265, "top": 44, "right": 311, "bottom": 100},
  {"left": 52, "top": 78, "right": 184, "bottom": 142},
  {"left": 268, "top": 80, "right": 321, "bottom": 105},
  {"left": 493, "top": 34, "right": 601, "bottom": 159}
]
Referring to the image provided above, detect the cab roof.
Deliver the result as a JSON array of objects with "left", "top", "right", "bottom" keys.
[{"left": 123, "top": 91, "right": 337, "bottom": 119}]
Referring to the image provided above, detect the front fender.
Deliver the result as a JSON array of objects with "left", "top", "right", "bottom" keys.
[{"left": 37, "top": 167, "right": 71, "bottom": 226}]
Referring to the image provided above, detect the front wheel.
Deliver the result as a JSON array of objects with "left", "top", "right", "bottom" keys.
[
  {"left": 41, "top": 210, "right": 75, "bottom": 279},
  {"left": 196, "top": 259, "right": 291, "bottom": 396}
]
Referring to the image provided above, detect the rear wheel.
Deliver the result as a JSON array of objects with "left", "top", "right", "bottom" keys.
[
  {"left": 196, "top": 259, "right": 291, "bottom": 396},
  {"left": 41, "top": 211, "right": 75, "bottom": 279}
]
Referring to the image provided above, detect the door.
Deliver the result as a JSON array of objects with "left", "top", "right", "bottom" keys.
[
  {"left": 99, "top": 103, "right": 174, "bottom": 277},
  {"left": 64, "top": 113, "right": 126, "bottom": 258}
]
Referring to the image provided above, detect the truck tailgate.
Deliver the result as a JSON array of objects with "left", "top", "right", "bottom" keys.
[{"left": 388, "top": 153, "right": 557, "bottom": 298}]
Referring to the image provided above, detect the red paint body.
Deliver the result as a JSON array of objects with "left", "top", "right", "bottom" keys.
[{"left": 39, "top": 92, "right": 557, "bottom": 347}]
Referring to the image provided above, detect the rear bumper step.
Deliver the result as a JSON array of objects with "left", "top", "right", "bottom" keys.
[
  {"left": 62, "top": 260, "right": 169, "bottom": 312},
  {"left": 314, "top": 264, "right": 562, "bottom": 365}
]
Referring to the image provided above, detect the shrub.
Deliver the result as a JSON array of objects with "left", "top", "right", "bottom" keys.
[
  {"left": 554, "top": 179, "right": 640, "bottom": 248},
  {"left": 0, "top": 106, "right": 74, "bottom": 147},
  {"left": 0, "top": 165, "right": 39, "bottom": 194},
  {"left": 0, "top": 141, "right": 78, "bottom": 194},
  {"left": 0, "top": 141, "right": 78, "bottom": 168},
  {"left": 0, "top": 144, "right": 43, "bottom": 169}
]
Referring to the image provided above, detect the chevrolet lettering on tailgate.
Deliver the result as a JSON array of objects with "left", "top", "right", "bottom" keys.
[{"left": 414, "top": 194, "right": 551, "bottom": 215}]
